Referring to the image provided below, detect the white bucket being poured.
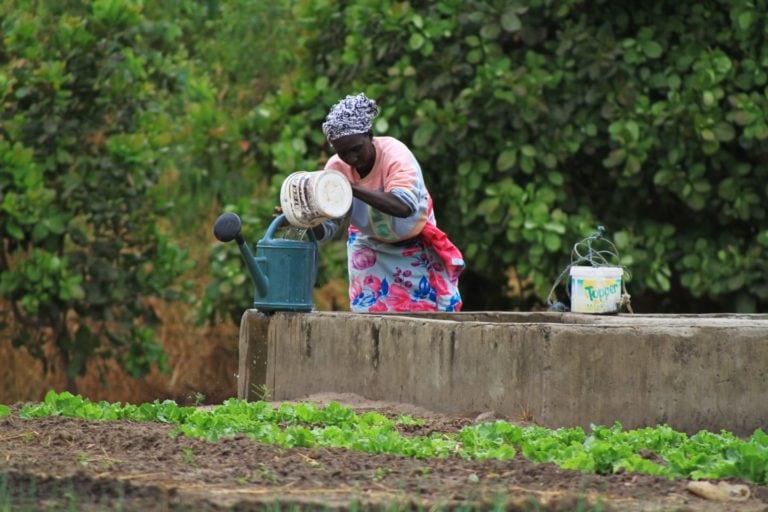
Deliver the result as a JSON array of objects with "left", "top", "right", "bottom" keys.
[
  {"left": 280, "top": 170, "right": 353, "bottom": 228},
  {"left": 570, "top": 266, "right": 623, "bottom": 314}
]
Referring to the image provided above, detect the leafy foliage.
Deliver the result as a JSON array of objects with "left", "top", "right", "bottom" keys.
[
  {"left": 4, "top": 0, "right": 768, "bottom": 386},
  {"left": 17, "top": 391, "right": 768, "bottom": 485},
  {"left": 0, "top": 0, "right": 193, "bottom": 385},
  {"left": 226, "top": 0, "right": 768, "bottom": 312}
]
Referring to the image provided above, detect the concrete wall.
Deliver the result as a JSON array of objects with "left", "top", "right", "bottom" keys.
[{"left": 238, "top": 310, "right": 768, "bottom": 436}]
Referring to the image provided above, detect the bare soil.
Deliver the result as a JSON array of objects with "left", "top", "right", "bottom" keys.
[{"left": 1, "top": 392, "right": 766, "bottom": 511}]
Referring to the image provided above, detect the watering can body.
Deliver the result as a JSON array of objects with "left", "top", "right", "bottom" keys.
[
  {"left": 249, "top": 214, "right": 318, "bottom": 312},
  {"left": 213, "top": 212, "right": 318, "bottom": 312}
]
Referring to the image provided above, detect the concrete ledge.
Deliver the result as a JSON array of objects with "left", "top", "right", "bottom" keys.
[{"left": 238, "top": 310, "right": 768, "bottom": 436}]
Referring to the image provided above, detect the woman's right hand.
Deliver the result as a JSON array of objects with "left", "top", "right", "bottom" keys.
[{"left": 273, "top": 206, "right": 290, "bottom": 227}]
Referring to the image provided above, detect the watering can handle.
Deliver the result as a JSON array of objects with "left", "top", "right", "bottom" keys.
[
  {"left": 264, "top": 213, "right": 320, "bottom": 291},
  {"left": 264, "top": 214, "right": 317, "bottom": 243}
]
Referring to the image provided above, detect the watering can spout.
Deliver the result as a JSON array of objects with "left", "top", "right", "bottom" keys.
[
  {"left": 234, "top": 235, "right": 270, "bottom": 297},
  {"left": 213, "top": 212, "right": 269, "bottom": 297}
]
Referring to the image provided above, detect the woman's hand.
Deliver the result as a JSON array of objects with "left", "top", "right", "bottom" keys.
[
  {"left": 275, "top": 205, "right": 326, "bottom": 240},
  {"left": 273, "top": 206, "right": 290, "bottom": 227}
]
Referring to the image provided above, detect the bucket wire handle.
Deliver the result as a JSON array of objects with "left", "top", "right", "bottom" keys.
[{"left": 546, "top": 226, "right": 633, "bottom": 313}]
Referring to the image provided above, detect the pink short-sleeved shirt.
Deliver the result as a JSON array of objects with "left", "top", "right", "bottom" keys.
[{"left": 324, "top": 136, "right": 433, "bottom": 242}]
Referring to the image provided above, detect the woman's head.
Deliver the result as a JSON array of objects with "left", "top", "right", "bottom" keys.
[
  {"left": 322, "top": 93, "right": 378, "bottom": 143},
  {"left": 323, "top": 93, "right": 379, "bottom": 175}
]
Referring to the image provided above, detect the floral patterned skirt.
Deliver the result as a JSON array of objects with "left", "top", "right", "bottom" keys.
[{"left": 346, "top": 229, "right": 463, "bottom": 312}]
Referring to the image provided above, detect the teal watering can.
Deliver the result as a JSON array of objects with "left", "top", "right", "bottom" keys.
[{"left": 213, "top": 212, "right": 317, "bottom": 312}]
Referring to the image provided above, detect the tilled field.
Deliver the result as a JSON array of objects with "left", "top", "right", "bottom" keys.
[{"left": 1, "top": 394, "right": 766, "bottom": 511}]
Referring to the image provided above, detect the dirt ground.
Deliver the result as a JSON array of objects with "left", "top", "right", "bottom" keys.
[{"left": 1, "top": 392, "right": 766, "bottom": 512}]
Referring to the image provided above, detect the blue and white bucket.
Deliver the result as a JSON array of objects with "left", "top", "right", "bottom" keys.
[{"left": 570, "top": 266, "right": 623, "bottom": 314}]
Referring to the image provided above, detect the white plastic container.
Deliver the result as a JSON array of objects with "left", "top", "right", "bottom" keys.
[
  {"left": 569, "top": 266, "right": 623, "bottom": 314},
  {"left": 280, "top": 170, "right": 352, "bottom": 228}
]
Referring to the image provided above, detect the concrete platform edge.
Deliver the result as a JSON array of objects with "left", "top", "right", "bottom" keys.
[{"left": 238, "top": 310, "right": 768, "bottom": 435}]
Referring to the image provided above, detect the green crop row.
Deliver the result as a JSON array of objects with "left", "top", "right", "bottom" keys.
[{"left": 5, "top": 391, "right": 768, "bottom": 485}]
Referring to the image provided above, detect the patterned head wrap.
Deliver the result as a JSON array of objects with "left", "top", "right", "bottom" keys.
[{"left": 322, "top": 93, "right": 379, "bottom": 142}]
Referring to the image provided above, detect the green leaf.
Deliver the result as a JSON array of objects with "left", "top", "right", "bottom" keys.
[
  {"left": 467, "top": 172, "right": 482, "bottom": 191},
  {"left": 737, "top": 11, "right": 753, "bottom": 31},
  {"left": 653, "top": 169, "right": 672, "bottom": 186},
  {"left": 625, "top": 120, "right": 640, "bottom": 141},
  {"left": 408, "top": 33, "right": 425, "bottom": 50},
  {"left": 374, "top": 118, "right": 389, "bottom": 132},
  {"left": 543, "top": 221, "right": 565, "bottom": 234},
  {"left": 412, "top": 121, "right": 435, "bottom": 147},
  {"left": 478, "top": 197, "right": 500, "bottom": 216},
  {"left": 603, "top": 149, "right": 626, "bottom": 168},
  {"left": 547, "top": 171, "right": 564, "bottom": 186},
  {"left": 655, "top": 271, "right": 671, "bottom": 292},
  {"left": 480, "top": 23, "right": 501, "bottom": 40},
  {"left": 642, "top": 40, "right": 663, "bottom": 59},
  {"left": 714, "top": 54, "right": 732, "bottom": 74},
  {"left": 702, "top": 140, "right": 720, "bottom": 155},
  {"left": 713, "top": 122, "right": 735, "bottom": 142},
  {"left": 496, "top": 149, "right": 517, "bottom": 171},
  {"left": 520, "top": 155, "right": 535, "bottom": 174},
  {"left": 542, "top": 153, "right": 557, "bottom": 169},
  {"left": 501, "top": 10, "right": 522, "bottom": 33},
  {"left": 5, "top": 222, "right": 24, "bottom": 240}
]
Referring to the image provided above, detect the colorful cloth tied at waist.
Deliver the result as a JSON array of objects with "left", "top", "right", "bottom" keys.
[{"left": 419, "top": 222, "right": 465, "bottom": 283}]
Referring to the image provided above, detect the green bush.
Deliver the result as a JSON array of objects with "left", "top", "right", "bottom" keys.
[
  {"left": 5, "top": 0, "right": 767, "bottom": 373},
  {"left": 0, "top": 0, "right": 194, "bottom": 388}
]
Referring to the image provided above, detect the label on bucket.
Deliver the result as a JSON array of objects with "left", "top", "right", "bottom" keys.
[{"left": 570, "top": 266, "right": 622, "bottom": 314}]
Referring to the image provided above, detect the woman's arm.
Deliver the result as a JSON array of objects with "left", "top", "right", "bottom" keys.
[{"left": 351, "top": 185, "right": 412, "bottom": 218}]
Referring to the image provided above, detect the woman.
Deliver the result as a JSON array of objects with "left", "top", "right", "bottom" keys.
[{"left": 315, "top": 93, "right": 464, "bottom": 312}]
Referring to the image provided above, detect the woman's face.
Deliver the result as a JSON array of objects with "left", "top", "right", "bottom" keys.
[{"left": 331, "top": 133, "right": 375, "bottom": 176}]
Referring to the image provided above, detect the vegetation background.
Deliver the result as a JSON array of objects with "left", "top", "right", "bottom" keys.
[{"left": 2, "top": 0, "right": 767, "bottom": 403}]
